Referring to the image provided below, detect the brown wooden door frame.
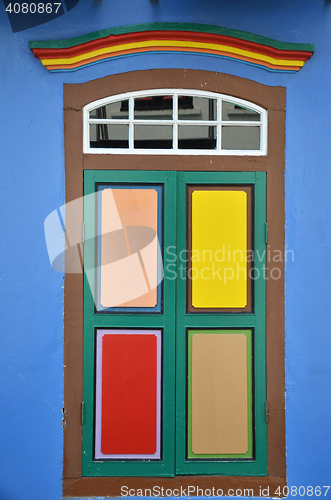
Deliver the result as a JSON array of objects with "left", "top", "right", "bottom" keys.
[{"left": 63, "top": 69, "right": 286, "bottom": 498}]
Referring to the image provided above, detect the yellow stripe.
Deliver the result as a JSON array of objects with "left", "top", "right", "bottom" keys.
[{"left": 41, "top": 39, "right": 305, "bottom": 68}]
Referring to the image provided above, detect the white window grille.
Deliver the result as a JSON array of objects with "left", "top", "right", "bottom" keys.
[{"left": 83, "top": 89, "right": 267, "bottom": 155}]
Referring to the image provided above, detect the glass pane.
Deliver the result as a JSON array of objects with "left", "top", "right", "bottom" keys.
[
  {"left": 187, "top": 186, "right": 253, "bottom": 313},
  {"left": 98, "top": 186, "right": 161, "bottom": 310},
  {"left": 89, "top": 100, "right": 129, "bottom": 119},
  {"left": 191, "top": 190, "right": 247, "bottom": 308},
  {"left": 178, "top": 96, "right": 217, "bottom": 121},
  {"left": 222, "top": 126, "right": 260, "bottom": 150},
  {"left": 178, "top": 126, "right": 216, "bottom": 150},
  {"left": 134, "top": 96, "right": 173, "bottom": 120},
  {"left": 95, "top": 329, "right": 161, "bottom": 459},
  {"left": 89, "top": 123, "right": 129, "bottom": 148},
  {"left": 134, "top": 125, "right": 173, "bottom": 149},
  {"left": 187, "top": 330, "right": 253, "bottom": 459},
  {"left": 222, "top": 101, "right": 260, "bottom": 121}
]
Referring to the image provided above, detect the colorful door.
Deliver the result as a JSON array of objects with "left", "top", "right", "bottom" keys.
[{"left": 82, "top": 169, "right": 267, "bottom": 477}]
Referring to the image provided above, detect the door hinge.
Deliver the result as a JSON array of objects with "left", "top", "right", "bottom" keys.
[
  {"left": 82, "top": 222, "right": 85, "bottom": 244},
  {"left": 265, "top": 222, "right": 268, "bottom": 244},
  {"left": 62, "top": 406, "right": 66, "bottom": 428},
  {"left": 81, "top": 401, "right": 84, "bottom": 424},
  {"left": 266, "top": 401, "right": 270, "bottom": 423}
]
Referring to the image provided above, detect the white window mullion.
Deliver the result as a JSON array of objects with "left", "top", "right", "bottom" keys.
[
  {"left": 88, "top": 119, "right": 130, "bottom": 124},
  {"left": 261, "top": 114, "right": 267, "bottom": 154},
  {"left": 84, "top": 107, "right": 90, "bottom": 151},
  {"left": 173, "top": 120, "right": 218, "bottom": 126},
  {"left": 218, "top": 98, "right": 222, "bottom": 151},
  {"left": 129, "top": 96, "right": 134, "bottom": 150},
  {"left": 173, "top": 92, "right": 178, "bottom": 150},
  {"left": 220, "top": 121, "right": 262, "bottom": 126}
]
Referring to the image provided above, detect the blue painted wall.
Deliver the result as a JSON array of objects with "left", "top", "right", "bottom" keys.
[{"left": 1, "top": 0, "right": 331, "bottom": 498}]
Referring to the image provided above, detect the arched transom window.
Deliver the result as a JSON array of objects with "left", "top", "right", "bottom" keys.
[{"left": 83, "top": 90, "right": 267, "bottom": 155}]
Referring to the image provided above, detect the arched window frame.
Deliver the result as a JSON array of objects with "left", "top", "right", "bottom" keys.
[
  {"left": 63, "top": 69, "right": 286, "bottom": 498},
  {"left": 83, "top": 89, "right": 268, "bottom": 155}
]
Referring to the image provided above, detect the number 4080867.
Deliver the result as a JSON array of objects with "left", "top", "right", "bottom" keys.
[
  {"left": 5, "top": 3, "right": 62, "bottom": 14},
  {"left": 274, "top": 486, "right": 330, "bottom": 497}
]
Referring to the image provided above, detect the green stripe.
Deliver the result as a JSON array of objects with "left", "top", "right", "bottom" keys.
[{"left": 29, "top": 22, "right": 315, "bottom": 53}]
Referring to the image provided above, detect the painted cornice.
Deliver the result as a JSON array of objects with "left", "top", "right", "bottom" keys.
[{"left": 29, "top": 22, "right": 314, "bottom": 73}]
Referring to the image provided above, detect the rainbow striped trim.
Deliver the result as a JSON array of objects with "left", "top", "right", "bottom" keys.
[{"left": 29, "top": 23, "right": 314, "bottom": 73}]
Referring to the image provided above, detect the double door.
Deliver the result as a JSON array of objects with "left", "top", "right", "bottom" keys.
[{"left": 82, "top": 169, "right": 267, "bottom": 477}]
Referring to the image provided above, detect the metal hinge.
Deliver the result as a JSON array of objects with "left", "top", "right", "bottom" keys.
[
  {"left": 266, "top": 401, "right": 270, "bottom": 423},
  {"left": 62, "top": 406, "right": 66, "bottom": 428},
  {"left": 265, "top": 222, "right": 268, "bottom": 243}
]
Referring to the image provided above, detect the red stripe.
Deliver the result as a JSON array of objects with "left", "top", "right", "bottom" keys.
[
  {"left": 101, "top": 333, "right": 157, "bottom": 455},
  {"left": 45, "top": 46, "right": 302, "bottom": 72},
  {"left": 31, "top": 30, "right": 313, "bottom": 61}
]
